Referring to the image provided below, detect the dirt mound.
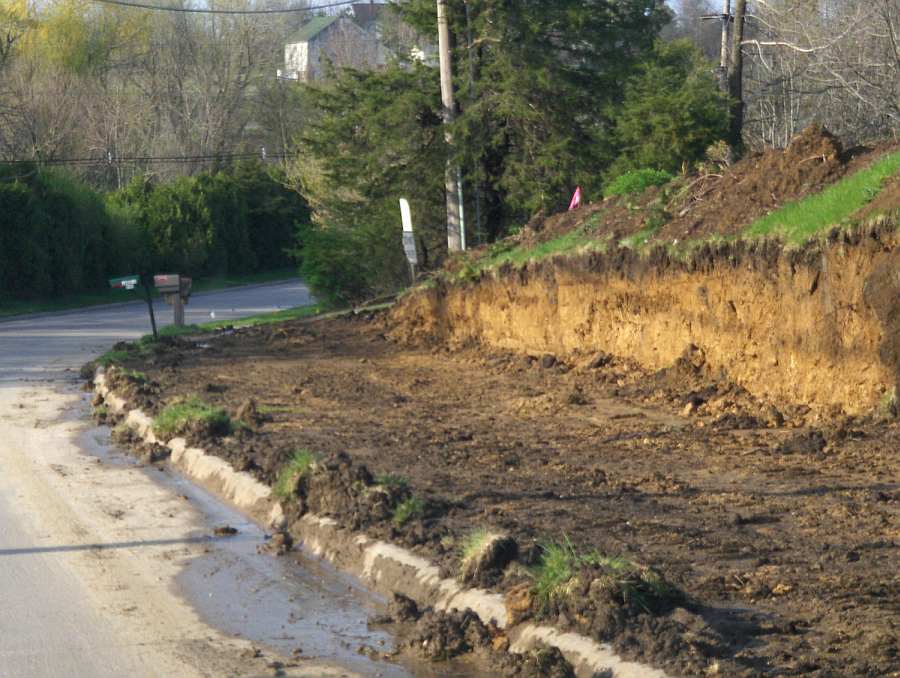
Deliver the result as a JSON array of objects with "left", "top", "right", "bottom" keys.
[
  {"left": 657, "top": 124, "right": 847, "bottom": 241},
  {"left": 410, "top": 607, "right": 576, "bottom": 677}
]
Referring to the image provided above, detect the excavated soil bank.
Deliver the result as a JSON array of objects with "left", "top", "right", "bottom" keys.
[
  {"left": 93, "top": 309, "right": 899, "bottom": 676},
  {"left": 509, "top": 125, "right": 894, "bottom": 249},
  {"left": 395, "top": 223, "right": 900, "bottom": 418}
]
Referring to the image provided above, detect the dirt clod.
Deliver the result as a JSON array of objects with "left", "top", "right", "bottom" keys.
[{"left": 389, "top": 593, "right": 420, "bottom": 623}]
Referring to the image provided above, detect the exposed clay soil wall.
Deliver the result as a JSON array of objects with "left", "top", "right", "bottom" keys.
[{"left": 392, "top": 223, "right": 900, "bottom": 416}]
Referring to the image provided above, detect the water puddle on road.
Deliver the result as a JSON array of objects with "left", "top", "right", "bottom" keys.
[{"left": 77, "top": 403, "right": 481, "bottom": 677}]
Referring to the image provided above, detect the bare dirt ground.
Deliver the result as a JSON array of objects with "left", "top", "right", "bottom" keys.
[{"left": 103, "top": 313, "right": 900, "bottom": 677}]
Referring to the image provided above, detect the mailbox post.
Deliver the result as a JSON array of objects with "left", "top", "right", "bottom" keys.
[
  {"left": 110, "top": 274, "right": 157, "bottom": 340},
  {"left": 154, "top": 274, "right": 192, "bottom": 327}
]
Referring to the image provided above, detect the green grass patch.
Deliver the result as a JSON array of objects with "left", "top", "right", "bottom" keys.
[
  {"left": 531, "top": 537, "right": 678, "bottom": 614},
  {"left": 272, "top": 449, "right": 317, "bottom": 499},
  {"left": 744, "top": 150, "right": 900, "bottom": 243},
  {"left": 119, "top": 368, "right": 147, "bottom": 382},
  {"left": 375, "top": 473, "right": 409, "bottom": 490},
  {"left": 392, "top": 496, "right": 425, "bottom": 526},
  {"left": 460, "top": 528, "right": 493, "bottom": 564},
  {"left": 97, "top": 349, "right": 133, "bottom": 368},
  {"left": 188, "top": 267, "right": 297, "bottom": 294},
  {"left": 152, "top": 396, "right": 232, "bottom": 439},
  {"left": 475, "top": 228, "right": 609, "bottom": 274},
  {"left": 604, "top": 168, "right": 674, "bottom": 198}
]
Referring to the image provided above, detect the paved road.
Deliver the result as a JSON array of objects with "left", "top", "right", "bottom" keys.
[
  {"left": 0, "top": 281, "right": 407, "bottom": 677},
  {"left": 0, "top": 280, "right": 313, "bottom": 382}
]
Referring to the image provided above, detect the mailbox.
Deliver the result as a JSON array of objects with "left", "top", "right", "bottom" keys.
[
  {"left": 179, "top": 276, "right": 192, "bottom": 299},
  {"left": 153, "top": 274, "right": 180, "bottom": 294},
  {"left": 109, "top": 275, "right": 139, "bottom": 291}
]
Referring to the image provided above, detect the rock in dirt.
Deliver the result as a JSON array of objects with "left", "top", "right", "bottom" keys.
[
  {"left": 258, "top": 531, "right": 293, "bottom": 556},
  {"left": 235, "top": 398, "right": 264, "bottom": 428},
  {"left": 139, "top": 443, "right": 170, "bottom": 465},
  {"left": 460, "top": 533, "right": 518, "bottom": 586},
  {"left": 539, "top": 354, "right": 557, "bottom": 369},
  {"left": 505, "top": 583, "right": 534, "bottom": 625},
  {"left": 412, "top": 608, "right": 491, "bottom": 661},
  {"left": 517, "top": 647, "right": 575, "bottom": 678},
  {"left": 389, "top": 592, "right": 420, "bottom": 622},
  {"left": 778, "top": 430, "right": 827, "bottom": 455},
  {"left": 586, "top": 352, "right": 613, "bottom": 370}
]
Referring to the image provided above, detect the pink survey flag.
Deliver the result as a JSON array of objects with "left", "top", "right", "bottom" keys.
[{"left": 568, "top": 185, "right": 583, "bottom": 211}]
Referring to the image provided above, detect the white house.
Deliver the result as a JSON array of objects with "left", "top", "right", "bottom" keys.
[{"left": 277, "top": 3, "right": 434, "bottom": 83}]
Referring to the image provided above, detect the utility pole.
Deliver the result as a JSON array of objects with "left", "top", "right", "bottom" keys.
[
  {"left": 701, "top": 0, "right": 732, "bottom": 92},
  {"left": 727, "top": 0, "right": 747, "bottom": 148},
  {"left": 436, "top": 0, "right": 463, "bottom": 252},
  {"left": 719, "top": 0, "right": 730, "bottom": 71}
]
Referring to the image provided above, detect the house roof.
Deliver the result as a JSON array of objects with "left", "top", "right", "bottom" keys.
[{"left": 292, "top": 15, "right": 340, "bottom": 43}]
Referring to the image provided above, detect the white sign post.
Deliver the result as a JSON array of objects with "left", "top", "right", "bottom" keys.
[{"left": 399, "top": 198, "right": 418, "bottom": 282}]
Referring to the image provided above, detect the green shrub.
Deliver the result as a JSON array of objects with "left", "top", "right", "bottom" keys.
[
  {"left": 608, "top": 40, "right": 729, "bottom": 176},
  {"left": 604, "top": 169, "right": 674, "bottom": 198}
]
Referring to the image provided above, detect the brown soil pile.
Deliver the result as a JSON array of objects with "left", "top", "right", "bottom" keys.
[
  {"left": 655, "top": 124, "right": 848, "bottom": 241},
  {"left": 100, "top": 315, "right": 900, "bottom": 677},
  {"left": 492, "top": 125, "right": 873, "bottom": 254}
]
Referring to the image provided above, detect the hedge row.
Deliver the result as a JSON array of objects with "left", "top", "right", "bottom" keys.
[{"left": 0, "top": 162, "right": 308, "bottom": 301}]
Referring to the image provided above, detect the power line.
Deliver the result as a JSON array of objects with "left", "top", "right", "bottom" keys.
[
  {"left": 1, "top": 151, "right": 297, "bottom": 166},
  {"left": 88, "top": 0, "right": 361, "bottom": 15}
]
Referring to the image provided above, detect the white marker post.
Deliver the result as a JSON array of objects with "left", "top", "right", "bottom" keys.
[{"left": 399, "top": 198, "right": 418, "bottom": 283}]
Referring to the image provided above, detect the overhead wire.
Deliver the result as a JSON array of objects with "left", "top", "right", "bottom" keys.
[
  {"left": 87, "top": 0, "right": 361, "bottom": 14},
  {"left": 1, "top": 151, "right": 297, "bottom": 167}
]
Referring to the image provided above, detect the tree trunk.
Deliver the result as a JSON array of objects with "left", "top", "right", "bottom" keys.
[{"left": 728, "top": 0, "right": 747, "bottom": 148}]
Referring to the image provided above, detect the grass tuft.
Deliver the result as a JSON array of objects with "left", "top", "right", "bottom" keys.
[
  {"left": 392, "top": 495, "right": 425, "bottom": 526},
  {"left": 272, "top": 449, "right": 317, "bottom": 499},
  {"left": 375, "top": 473, "right": 409, "bottom": 489},
  {"left": 530, "top": 536, "right": 679, "bottom": 614},
  {"left": 97, "top": 350, "right": 132, "bottom": 367},
  {"left": 460, "top": 528, "right": 494, "bottom": 566},
  {"left": 744, "top": 150, "right": 900, "bottom": 243},
  {"left": 152, "top": 396, "right": 232, "bottom": 439},
  {"left": 604, "top": 168, "right": 674, "bottom": 198}
]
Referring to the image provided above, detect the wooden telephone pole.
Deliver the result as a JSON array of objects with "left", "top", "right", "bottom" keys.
[
  {"left": 436, "top": 0, "right": 463, "bottom": 252},
  {"left": 727, "top": 0, "right": 747, "bottom": 148},
  {"left": 701, "top": 0, "right": 747, "bottom": 147}
]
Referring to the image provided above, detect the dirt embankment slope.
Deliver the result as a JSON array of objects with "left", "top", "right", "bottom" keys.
[{"left": 394, "top": 223, "right": 900, "bottom": 418}]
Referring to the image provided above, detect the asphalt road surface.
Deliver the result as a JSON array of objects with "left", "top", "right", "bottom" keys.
[
  {"left": 0, "top": 280, "right": 314, "bottom": 383},
  {"left": 0, "top": 281, "right": 409, "bottom": 677}
]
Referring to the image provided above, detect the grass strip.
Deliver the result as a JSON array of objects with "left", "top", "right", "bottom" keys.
[
  {"left": 744, "top": 150, "right": 900, "bottom": 243},
  {"left": 152, "top": 396, "right": 232, "bottom": 439}
]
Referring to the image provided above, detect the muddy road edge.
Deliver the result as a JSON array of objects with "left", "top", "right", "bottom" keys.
[{"left": 94, "top": 368, "right": 670, "bottom": 678}]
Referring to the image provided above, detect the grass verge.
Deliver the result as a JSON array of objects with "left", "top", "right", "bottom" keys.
[
  {"left": 743, "top": 150, "right": 900, "bottom": 243},
  {"left": 273, "top": 449, "right": 317, "bottom": 499},
  {"left": 152, "top": 396, "right": 232, "bottom": 439}
]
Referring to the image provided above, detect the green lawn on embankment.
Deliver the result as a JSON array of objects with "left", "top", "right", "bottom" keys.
[
  {"left": 451, "top": 149, "right": 900, "bottom": 280},
  {"left": 743, "top": 149, "right": 900, "bottom": 243}
]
